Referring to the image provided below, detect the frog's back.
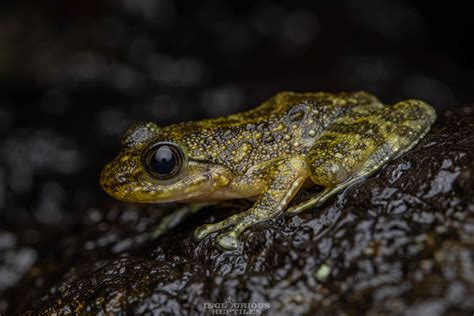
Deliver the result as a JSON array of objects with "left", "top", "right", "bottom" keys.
[
  {"left": 161, "top": 91, "right": 382, "bottom": 175},
  {"left": 202, "top": 91, "right": 380, "bottom": 126},
  {"left": 163, "top": 91, "right": 381, "bottom": 134}
]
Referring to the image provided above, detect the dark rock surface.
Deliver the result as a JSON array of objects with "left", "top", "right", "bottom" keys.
[{"left": 3, "top": 108, "right": 473, "bottom": 315}]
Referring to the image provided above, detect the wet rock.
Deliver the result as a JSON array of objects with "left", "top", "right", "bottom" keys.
[{"left": 2, "top": 108, "right": 473, "bottom": 315}]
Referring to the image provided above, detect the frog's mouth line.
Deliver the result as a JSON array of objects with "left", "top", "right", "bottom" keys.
[{"left": 101, "top": 161, "right": 234, "bottom": 204}]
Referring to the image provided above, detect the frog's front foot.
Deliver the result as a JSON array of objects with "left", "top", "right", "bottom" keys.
[
  {"left": 194, "top": 211, "right": 264, "bottom": 250},
  {"left": 194, "top": 224, "right": 240, "bottom": 250},
  {"left": 216, "top": 232, "right": 239, "bottom": 250},
  {"left": 193, "top": 224, "right": 214, "bottom": 241},
  {"left": 193, "top": 212, "right": 244, "bottom": 243},
  {"left": 194, "top": 222, "right": 241, "bottom": 250}
]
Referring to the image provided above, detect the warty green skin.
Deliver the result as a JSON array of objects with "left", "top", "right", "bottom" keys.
[{"left": 101, "top": 91, "right": 436, "bottom": 250}]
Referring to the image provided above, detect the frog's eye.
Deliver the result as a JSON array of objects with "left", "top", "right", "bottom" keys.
[{"left": 143, "top": 142, "right": 186, "bottom": 180}]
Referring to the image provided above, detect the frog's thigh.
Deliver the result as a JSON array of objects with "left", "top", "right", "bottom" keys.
[
  {"left": 288, "top": 99, "right": 436, "bottom": 214},
  {"left": 287, "top": 142, "right": 392, "bottom": 214},
  {"left": 194, "top": 157, "right": 308, "bottom": 250}
]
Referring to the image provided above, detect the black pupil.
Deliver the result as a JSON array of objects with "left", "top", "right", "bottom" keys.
[{"left": 150, "top": 146, "right": 177, "bottom": 176}]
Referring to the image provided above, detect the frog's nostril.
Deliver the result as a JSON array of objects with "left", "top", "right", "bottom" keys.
[{"left": 115, "top": 173, "right": 128, "bottom": 185}]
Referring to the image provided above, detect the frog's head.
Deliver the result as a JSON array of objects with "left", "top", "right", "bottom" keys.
[{"left": 100, "top": 122, "right": 232, "bottom": 203}]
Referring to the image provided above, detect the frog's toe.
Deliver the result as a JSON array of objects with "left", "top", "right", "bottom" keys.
[
  {"left": 216, "top": 231, "right": 239, "bottom": 250},
  {"left": 193, "top": 224, "right": 214, "bottom": 241},
  {"left": 193, "top": 213, "right": 245, "bottom": 241}
]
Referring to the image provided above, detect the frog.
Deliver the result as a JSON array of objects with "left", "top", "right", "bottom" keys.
[{"left": 100, "top": 91, "right": 436, "bottom": 250}]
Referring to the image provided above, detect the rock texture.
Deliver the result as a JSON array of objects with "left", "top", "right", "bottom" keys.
[{"left": 3, "top": 108, "right": 473, "bottom": 315}]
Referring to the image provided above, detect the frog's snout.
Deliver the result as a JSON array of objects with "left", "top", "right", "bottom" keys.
[{"left": 100, "top": 157, "right": 136, "bottom": 201}]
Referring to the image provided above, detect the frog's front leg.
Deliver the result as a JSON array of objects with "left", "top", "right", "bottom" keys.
[{"left": 194, "top": 157, "right": 308, "bottom": 250}]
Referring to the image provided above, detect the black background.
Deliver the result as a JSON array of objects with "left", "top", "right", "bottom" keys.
[{"left": 0, "top": 0, "right": 473, "bottom": 231}]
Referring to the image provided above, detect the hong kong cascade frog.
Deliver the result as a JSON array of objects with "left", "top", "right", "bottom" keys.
[{"left": 101, "top": 92, "right": 436, "bottom": 250}]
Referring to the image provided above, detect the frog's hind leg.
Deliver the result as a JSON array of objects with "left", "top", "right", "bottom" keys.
[
  {"left": 287, "top": 141, "right": 394, "bottom": 214},
  {"left": 287, "top": 99, "right": 436, "bottom": 214}
]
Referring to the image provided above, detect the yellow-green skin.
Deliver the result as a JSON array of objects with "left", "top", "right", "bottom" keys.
[{"left": 101, "top": 91, "right": 436, "bottom": 250}]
